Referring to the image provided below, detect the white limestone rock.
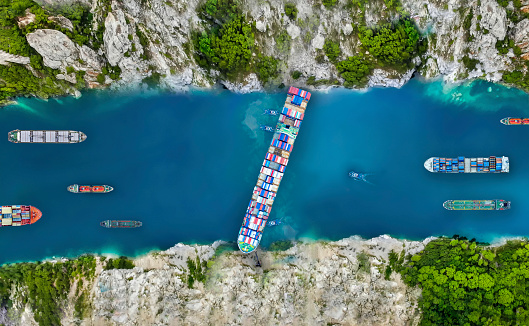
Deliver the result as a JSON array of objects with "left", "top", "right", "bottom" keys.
[
  {"left": 103, "top": 10, "right": 131, "bottom": 67},
  {"left": 221, "top": 73, "right": 263, "bottom": 93},
  {"left": 26, "top": 29, "right": 79, "bottom": 70},
  {"left": 0, "top": 50, "right": 30, "bottom": 66}
]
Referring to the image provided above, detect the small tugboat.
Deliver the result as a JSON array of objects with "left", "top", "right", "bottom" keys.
[
  {"left": 68, "top": 184, "right": 114, "bottom": 193},
  {"left": 501, "top": 117, "right": 529, "bottom": 125},
  {"left": 100, "top": 220, "right": 142, "bottom": 228},
  {"left": 263, "top": 109, "right": 279, "bottom": 116},
  {"left": 260, "top": 125, "right": 275, "bottom": 132},
  {"left": 349, "top": 171, "right": 371, "bottom": 183},
  {"left": 267, "top": 219, "right": 282, "bottom": 227}
]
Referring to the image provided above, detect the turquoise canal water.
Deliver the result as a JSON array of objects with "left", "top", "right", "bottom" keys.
[{"left": 1, "top": 79, "right": 529, "bottom": 263}]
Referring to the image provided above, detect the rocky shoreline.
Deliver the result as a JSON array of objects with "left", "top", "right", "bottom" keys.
[
  {"left": 2, "top": 235, "right": 432, "bottom": 325},
  {"left": 1, "top": 0, "right": 527, "bottom": 98}
]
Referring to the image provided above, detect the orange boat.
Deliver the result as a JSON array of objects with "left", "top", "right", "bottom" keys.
[
  {"left": 501, "top": 117, "right": 529, "bottom": 125},
  {"left": 0, "top": 205, "right": 42, "bottom": 226},
  {"left": 67, "top": 184, "right": 114, "bottom": 193}
]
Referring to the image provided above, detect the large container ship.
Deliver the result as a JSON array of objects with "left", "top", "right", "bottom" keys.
[
  {"left": 237, "top": 87, "right": 311, "bottom": 254},
  {"left": 424, "top": 156, "right": 509, "bottom": 173},
  {"left": 100, "top": 220, "right": 142, "bottom": 228},
  {"left": 8, "top": 130, "right": 87, "bottom": 143},
  {"left": 443, "top": 200, "right": 511, "bottom": 210},
  {"left": 67, "top": 185, "right": 113, "bottom": 193},
  {"left": 501, "top": 117, "right": 529, "bottom": 125},
  {"left": 0, "top": 205, "right": 42, "bottom": 226}
]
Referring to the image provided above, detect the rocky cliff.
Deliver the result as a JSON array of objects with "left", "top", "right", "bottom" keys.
[
  {"left": 10, "top": 0, "right": 525, "bottom": 95},
  {"left": 3, "top": 235, "right": 430, "bottom": 325}
]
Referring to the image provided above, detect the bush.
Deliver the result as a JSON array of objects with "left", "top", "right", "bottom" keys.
[
  {"left": 322, "top": 0, "right": 337, "bottom": 8},
  {"left": 268, "top": 240, "right": 294, "bottom": 251},
  {"left": 202, "top": 0, "right": 241, "bottom": 23},
  {"left": 359, "top": 18, "right": 425, "bottom": 69},
  {"left": 284, "top": 3, "right": 297, "bottom": 19},
  {"left": 256, "top": 56, "right": 278, "bottom": 83},
  {"left": 291, "top": 70, "right": 302, "bottom": 79},
  {"left": 104, "top": 256, "right": 134, "bottom": 270},
  {"left": 323, "top": 39, "right": 341, "bottom": 63},
  {"left": 276, "top": 30, "right": 291, "bottom": 55},
  {"left": 335, "top": 55, "right": 373, "bottom": 87},
  {"left": 462, "top": 55, "right": 479, "bottom": 71},
  {"left": 195, "top": 16, "right": 254, "bottom": 76}
]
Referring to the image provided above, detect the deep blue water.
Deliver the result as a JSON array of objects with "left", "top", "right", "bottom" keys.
[{"left": 1, "top": 79, "right": 529, "bottom": 263}]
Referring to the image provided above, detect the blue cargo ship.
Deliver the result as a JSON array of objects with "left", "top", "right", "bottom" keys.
[
  {"left": 424, "top": 156, "right": 509, "bottom": 173},
  {"left": 237, "top": 87, "right": 311, "bottom": 253}
]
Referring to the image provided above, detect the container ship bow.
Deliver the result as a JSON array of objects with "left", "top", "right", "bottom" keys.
[
  {"left": 0, "top": 205, "right": 42, "bottom": 226},
  {"left": 237, "top": 87, "right": 311, "bottom": 253}
]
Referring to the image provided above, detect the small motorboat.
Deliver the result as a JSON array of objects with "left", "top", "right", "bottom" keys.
[
  {"left": 263, "top": 109, "right": 279, "bottom": 116},
  {"left": 260, "top": 125, "right": 275, "bottom": 132},
  {"left": 349, "top": 171, "right": 372, "bottom": 184},
  {"left": 267, "top": 219, "right": 282, "bottom": 227}
]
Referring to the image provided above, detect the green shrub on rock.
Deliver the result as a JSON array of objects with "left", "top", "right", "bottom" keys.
[
  {"left": 336, "top": 55, "right": 373, "bottom": 87},
  {"left": 284, "top": 3, "right": 297, "bottom": 20},
  {"left": 256, "top": 55, "right": 279, "bottom": 83},
  {"left": 323, "top": 39, "right": 341, "bottom": 63}
]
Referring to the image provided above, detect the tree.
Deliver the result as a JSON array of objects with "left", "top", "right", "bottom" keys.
[
  {"left": 323, "top": 39, "right": 341, "bottom": 63},
  {"left": 335, "top": 55, "right": 373, "bottom": 87},
  {"left": 284, "top": 3, "right": 297, "bottom": 20}
]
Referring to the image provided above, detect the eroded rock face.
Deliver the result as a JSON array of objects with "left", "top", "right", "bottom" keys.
[
  {"left": 103, "top": 10, "right": 131, "bottom": 67},
  {"left": 0, "top": 50, "right": 30, "bottom": 66},
  {"left": 26, "top": 29, "right": 79, "bottom": 69}
]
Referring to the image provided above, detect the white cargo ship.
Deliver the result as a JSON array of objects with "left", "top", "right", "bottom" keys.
[{"left": 8, "top": 130, "right": 87, "bottom": 143}]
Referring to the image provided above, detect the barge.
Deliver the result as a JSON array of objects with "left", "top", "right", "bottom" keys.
[
  {"left": 443, "top": 200, "right": 511, "bottom": 210},
  {"left": 424, "top": 156, "right": 509, "bottom": 173},
  {"left": 8, "top": 130, "right": 86, "bottom": 143},
  {"left": 100, "top": 220, "right": 142, "bottom": 228},
  {"left": 68, "top": 185, "right": 114, "bottom": 193},
  {"left": 0, "top": 205, "right": 42, "bottom": 226},
  {"left": 237, "top": 87, "right": 311, "bottom": 253}
]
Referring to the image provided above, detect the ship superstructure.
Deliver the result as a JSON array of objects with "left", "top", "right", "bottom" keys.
[
  {"left": 237, "top": 87, "right": 311, "bottom": 253},
  {"left": 8, "top": 130, "right": 86, "bottom": 143},
  {"left": 0, "top": 205, "right": 42, "bottom": 226},
  {"left": 443, "top": 200, "right": 511, "bottom": 210},
  {"left": 424, "top": 156, "right": 509, "bottom": 173}
]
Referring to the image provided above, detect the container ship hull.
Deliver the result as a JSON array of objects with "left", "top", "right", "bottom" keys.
[
  {"left": 501, "top": 117, "right": 529, "bottom": 125},
  {"left": 237, "top": 87, "right": 311, "bottom": 253},
  {"left": 100, "top": 220, "right": 142, "bottom": 228},
  {"left": 443, "top": 200, "right": 511, "bottom": 210},
  {"left": 8, "top": 130, "right": 86, "bottom": 143},
  {"left": 68, "top": 184, "right": 113, "bottom": 193},
  {"left": 424, "top": 156, "right": 509, "bottom": 173},
  {"left": 0, "top": 205, "right": 42, "bottom": 226}
]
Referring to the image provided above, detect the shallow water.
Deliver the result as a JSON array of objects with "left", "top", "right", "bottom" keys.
[{"left": 1, "top": 79, "right": 528, "bottom": 263}]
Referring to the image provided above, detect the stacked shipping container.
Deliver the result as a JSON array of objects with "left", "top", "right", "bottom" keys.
[
  {"left": 0, "top": 205, "right": 41, "bottom": 226},
  {"left": 425, "top": 156, "right": 509, "bottom": 173},
  {"left": 237, "top": 87, "right": 311, "bottom": 253}
]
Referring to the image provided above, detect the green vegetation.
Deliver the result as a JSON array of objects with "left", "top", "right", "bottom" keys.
[
  {"left": 323, "top": 39, "right": 341, "bottom": 63},
  {"left": 322, "top": 0, "right": 337, "bottom": 8},
  {"left": 503, "top": 70, "right": 529, "bottom": 89},
  {"left": 186, "top": 256, "right": 206, "bottom": 288},
  {"left": 496, "top": 38, "right": 522, "bottom": 57},
  {"left": 462, "top": 55, "right": 479, "bottom": 71},
  {"left": 399, "top": 238, "right": 529, "bottom": 325},
  {"left": 463, "top": 11, "right": 473, "bottom": 30},
  {"left": 104, "top": 256, "right": 134, "bottom": 270},
  {"left": 291, "top": 70, "right": 302, "bottom": 79},
  {"left": 359, "top": 18, "right": 426, "bottom": 70},
  {"left": 194, "top": 16, "right": 254, "bottom": 77},
  {"left": 276, "top": 30, "right": 291, "bottom": 55},
  {"left": 357, "top": 251, "right": 371, "bottom": 273},
  {"left": 256, "top": 55, "right": 279, "bottom": 83},
  {"left": 201, "top": 0, "right": 241, "bottom": 23},
  {"left": 336, "top": 55, "right": 373, "bottom": 87},
  {"left": 0, "top": 255, "right": 96, "bottom": 326},
  {"left": 284, "top": 3, "right": 297, "bottom": 20},
  {"left": 268, "top": 240, "right": 294, "bottom": 251}
]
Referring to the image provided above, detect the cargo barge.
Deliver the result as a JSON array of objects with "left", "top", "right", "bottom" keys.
[
  {"left": 501, "top": 117, "right": 529, "bottom": 125},
  {"left": 100, "top": 220, "right": 142, "bottom": 228},
  {"left": 67, "top": 184, "right": 113, "bottom": 193},
  {"left": 8, "top": 130, "right": 87, "bottom": 143},
  {"left": 237, "top": 86, "right": 311, "bottom": 253},
  {"left": 443, "top": 200, "right": 511, "bottom": 210},
  {"left": 424, "top": 156, "right": 509, "bottom": 173},
  {"left": 0, "top": 205, "right": 42, "bottom": 226}
]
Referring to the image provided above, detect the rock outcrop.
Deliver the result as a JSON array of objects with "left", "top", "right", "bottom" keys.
[
  {"left": 5, "top": 235, "right": 431, "bottom": 325},
  {"left": 0, "top": 50, "right": 30, "bottom": 66},
  {"left": 23, "top": 0, "right": 529, "bottom": 92}
]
